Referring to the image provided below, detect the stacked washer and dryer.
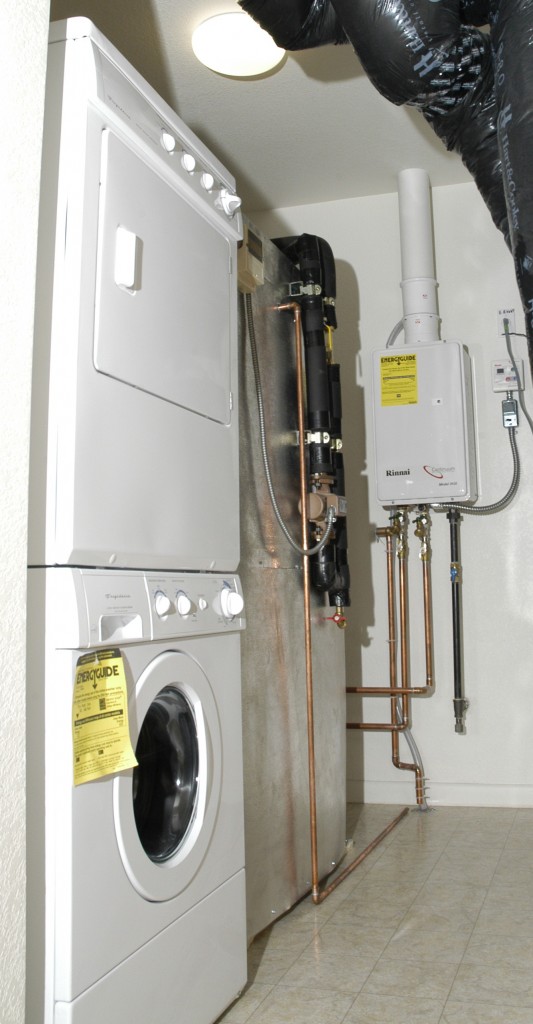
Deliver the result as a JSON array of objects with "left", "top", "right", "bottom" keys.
[{"left": 27, "top": 19, "right": 246, "bottom": 1024}]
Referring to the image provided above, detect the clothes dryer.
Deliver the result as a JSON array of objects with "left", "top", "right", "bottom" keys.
[
  {"left": 27, "top": 567, "right": 246, "bottom": 1024},
  {"left": 30, "top": 19, "right": 243, "bottom": 572}
]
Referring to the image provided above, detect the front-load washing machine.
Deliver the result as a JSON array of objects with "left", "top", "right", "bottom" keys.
[
  {"left": 27, "top": 567, "right": 246, "bottom": 1024},
  {"left": 30, "top": 18, "right": 243, "bottom": 572}
]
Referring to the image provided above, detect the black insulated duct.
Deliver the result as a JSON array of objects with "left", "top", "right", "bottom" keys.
[
  {"left": 239, "top": 0, "right": 533, "bottom": 374},
  {"left": 239, "top": 0, "right": 347, "bottom": 49},
  {"left": 274, "top": 233, "right": 351, "bottom": 610}
]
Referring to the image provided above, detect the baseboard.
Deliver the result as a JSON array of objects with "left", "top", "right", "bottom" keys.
[{"left": 347, "top": 777, "right": 533, "bottom": 808}]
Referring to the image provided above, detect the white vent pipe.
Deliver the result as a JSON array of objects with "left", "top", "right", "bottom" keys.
[{"left": 398, "top": 168, "right": 440, "bottom": 345}]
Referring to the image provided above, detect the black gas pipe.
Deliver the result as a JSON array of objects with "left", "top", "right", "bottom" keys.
[{"left": 447, "top": 508, "right": 469, "bottom": 734}]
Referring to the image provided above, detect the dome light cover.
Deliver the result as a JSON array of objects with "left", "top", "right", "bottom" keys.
[{"left": 192, "top": 12, "right": 285, "bottom": 77}]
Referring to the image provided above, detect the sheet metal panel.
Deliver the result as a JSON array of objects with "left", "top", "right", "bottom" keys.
[{"left": 238, "top": 223, "right": 347, "bottom": 940}]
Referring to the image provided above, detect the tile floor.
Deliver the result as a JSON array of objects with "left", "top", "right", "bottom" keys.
[{"left": 216, "top": 803, "right": 533, "bottom": 1024}]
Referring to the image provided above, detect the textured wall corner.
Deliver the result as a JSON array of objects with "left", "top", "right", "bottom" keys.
[{"left": 0, "top": 1, "right": 49, "bottom": 1021}]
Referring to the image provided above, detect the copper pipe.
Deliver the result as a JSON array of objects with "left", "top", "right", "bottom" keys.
[
  {"left": 414, "top": 509, "right": 434, "bottom": 692},
  {"left": 392, "top": 512, "right": 410, "bottom": 775},
  {"left": 392, "top": 746, "right": 425, "bottom": 802},
  {"left": 347, "top": 514, "right": 434, "bottom": 699},
  {"left": 392, "top": 748, "right": 425, "bottom": 803},
  {"left": 313, "top": 807, "right": 409, "bottom": 902},
  {"left": 346, "top": 685, "right": 431, "bottom": 696},
  {"left": 390, "top": 514, "right": 432, "bottom": 804},
  {"left": 421, "top": 561, "right": 433, "bottom": 688},
  {"left": 347, "top": 513, "right": 411, "bottom": 725},
  {"left": 348, "top": 523, "right": 408, "bottom": 714},
  {"left": 391, "top": 512, "right": 432, "bottom": 804},
  {"left": 397, "top": 511, "right": 410, "bottom": 722},
  {"left": 384, "top": 530, "right": 398, "bottom": 694},
  {"left": 277, "top": 302, "right": 320, "bottom": 898},
  {"left": 277, "top": 302, "right": 405, "bottom": 902},
  {"left": 347, "top": 720, "right": 409, "bottom": 732},
  {"left": 422, "top": 558, "right": 433, "bottom": 688},
  {"left": 346, "top": 510, "right": 434, "bottom": 805}
]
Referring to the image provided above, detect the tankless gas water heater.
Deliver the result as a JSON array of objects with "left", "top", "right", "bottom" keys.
[{"left": 372, "top": 169, "right": 477, "bottom": 506}]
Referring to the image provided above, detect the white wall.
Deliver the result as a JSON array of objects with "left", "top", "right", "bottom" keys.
[
  {"left": 1, "top": 1, "right": 49, "bottom": 1019},
  {"left": 252, "top": 181, "right": 533, "bottom": 808}
]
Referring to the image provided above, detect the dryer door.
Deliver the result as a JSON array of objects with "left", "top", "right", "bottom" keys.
[
  {"left": 113, "top": 650, "right": 221, "bottom": 901},
  {"left": 94, "top": 129, "right": 233, "bottom": 425}
]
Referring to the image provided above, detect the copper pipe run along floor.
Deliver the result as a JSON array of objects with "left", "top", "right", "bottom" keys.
[
  {"left": 312, "top": 806, "right": 409, "bottom": 904},
  {"left": 217, "top": 805, "right": 533, "bottom": 1024},
  {"left": 277, "top": 302, "right": 410, "bottom": 903}
]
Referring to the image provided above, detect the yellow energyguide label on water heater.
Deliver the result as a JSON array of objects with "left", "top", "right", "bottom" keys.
[
  {"left": 72, "top": 648, "right": 137, "bottom": 786},
  {"left": 380, "top": 353, "right": 418, "bottom": 406}
]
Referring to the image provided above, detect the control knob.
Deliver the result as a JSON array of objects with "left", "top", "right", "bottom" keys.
[
  {"left": 214, "top": 188, "right": 242, "bottom": 218},
  {"left": 176, "top": 591, "right": 192, "bottom": 617},
  {"left": 200, "top": 172, "right": 215, "bottom": 192},
  {"left": 154, "top": 591, "right": 172, "bottom": 618},
  {"left": 160, "top": 131, "right": 176, "bottom": 153},
  {"left": 181, "top": 152, "right": 196, "bottom": 174},
  {"left": 220, "top": 587, "right": 244, "bottom": 619}
]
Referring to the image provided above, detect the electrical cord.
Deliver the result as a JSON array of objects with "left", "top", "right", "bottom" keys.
[
  {"left": 503, "top": 320, "right": 533, "bottom": 438},
  {"left": 244, "top": 292, "right": 336, "bottom": 556},
  {"left": 431, "top": 424, "right": 520, "bottom": 515},
  {"left": 386, "top": 319, "right": 404, "bottom": 348},
  {"left": 432, "top": 317, "right": 533, "bottom": 515}
]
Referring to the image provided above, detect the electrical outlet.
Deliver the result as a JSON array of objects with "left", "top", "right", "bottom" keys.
[{"left": 497, "top": 307, "right": 516, "bottom": 336}]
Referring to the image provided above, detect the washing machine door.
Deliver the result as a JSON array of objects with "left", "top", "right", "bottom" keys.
[{"left": 113, "top": 650, "right": 221, "bottom": 902}]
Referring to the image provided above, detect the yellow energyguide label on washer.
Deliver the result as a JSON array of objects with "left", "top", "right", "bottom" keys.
[
  {"left": 380, "top": 353, "right": 418, "bottom": 406},
  {"left": 72, "top": 648, "right": 137, "bottom": 785}
]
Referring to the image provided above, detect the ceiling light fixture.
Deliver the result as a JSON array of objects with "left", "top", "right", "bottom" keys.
[{"left": 191, "top": 12, "right": 285, "bottom": 78}]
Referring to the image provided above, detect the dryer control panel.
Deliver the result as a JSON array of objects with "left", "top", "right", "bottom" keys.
[{"left": 49, "top": 18, "right": 243, "bottom": 239}]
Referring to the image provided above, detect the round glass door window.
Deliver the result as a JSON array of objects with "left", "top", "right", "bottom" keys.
[
  {"left": 114, "top": 651, "right": 222, "bottom": 902},
  {"left": 132, "top": 686, "right": 199, "bottom": 863}
]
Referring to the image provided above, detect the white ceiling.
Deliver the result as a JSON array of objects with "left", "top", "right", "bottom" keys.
[{"left": 50, "top": 0, "right": 471, "bottom": 212}]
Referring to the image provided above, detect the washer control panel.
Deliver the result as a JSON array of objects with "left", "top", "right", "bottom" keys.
[
  {"left": 146, "top": 572, "right": 245, "bottom": 638},
  {"left": 49, "top": 568, "right": 245, "bottom": 649}
]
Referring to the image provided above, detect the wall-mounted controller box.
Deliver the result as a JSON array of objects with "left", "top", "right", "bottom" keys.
[{"left": 372, "top": 341, "right": 477, "bottom": 505}]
